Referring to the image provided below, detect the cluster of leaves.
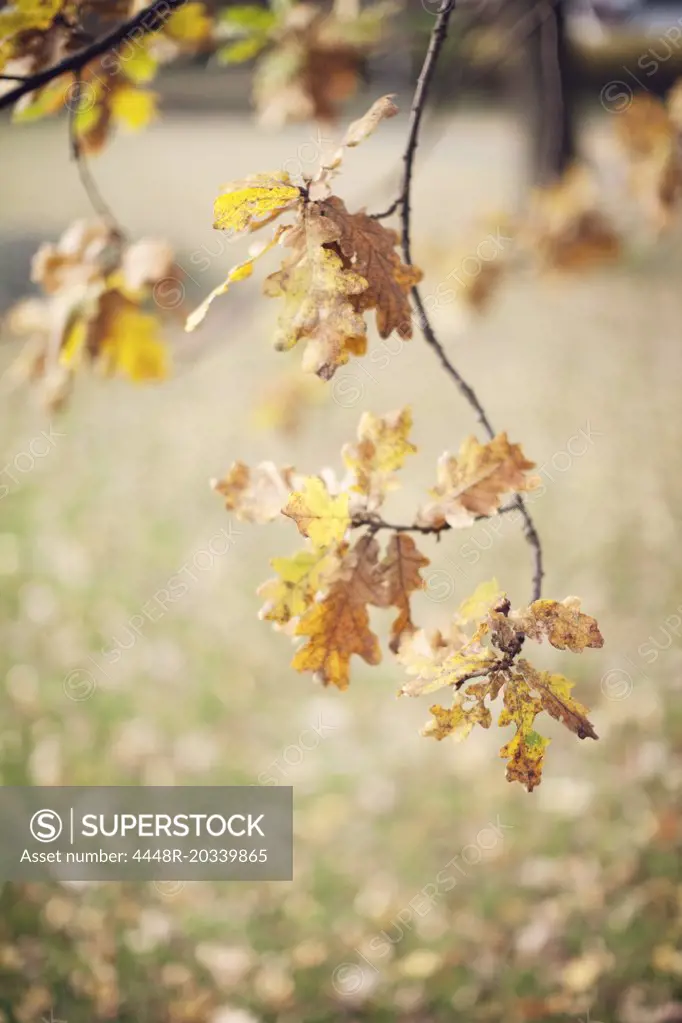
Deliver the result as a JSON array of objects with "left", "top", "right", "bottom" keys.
[
  {"left": 0, "top": 0, "right": 213, "bottom": 152},
  {"left": 217, "top": 0, "right": 396, "bottom": 126},
  {"left": 451, "top": 78, "right": 682, "bottom": 317},
  {"left": 6, "top": 219, "right": 183, "bottom": 408},
  {"left": 212, "top": 405, "right": 603, "bottom": 790},
  {"left": 186, "top": 95, "right": 423, "bottom": 380}
]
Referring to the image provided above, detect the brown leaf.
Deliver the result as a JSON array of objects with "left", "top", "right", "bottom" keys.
[
  {"left": 291, "top": 534, "right": 383, "bottom": 689},
  {"left": 517, "top": 597, "right": 604, "bottom": 653},
  {"left": 417, "top": 433, "right": 538, "bottom": 529},
  {"left": 341, "top": 93, "right": 398, "bottom": 148},
  {"left": 318, "top": 196, "right": 422, "bottom": 338},
  {"left": 379, "top": 534, "right": 429, "bottom": 652}
]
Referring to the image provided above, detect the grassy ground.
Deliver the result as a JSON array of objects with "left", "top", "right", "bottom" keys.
[{"left": 1, "top": 101, "right": 682, "bottom": 1022}]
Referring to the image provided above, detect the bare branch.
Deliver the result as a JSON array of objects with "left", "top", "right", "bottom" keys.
[
  {"left": 351, "top": 502, "right": 519, "bottom": 537},
  {"left": 0, "top": 0, "right": 186, "bottom": 112},
  {"left": 391, "top": 0, "right": 544, "bottom": 601}
]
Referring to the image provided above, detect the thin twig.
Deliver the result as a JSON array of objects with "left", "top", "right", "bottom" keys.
[
  {"left": 351, "top": 502, "right": 519, "bottom": 536},
  {"left": 68, "top": 71, "right": 125, "bottom": 233},
  {"left": 0, "top": 0, "right": 186, "bottom": 112},
  {"left": 396, "top": 0, "right": 544, "bottom": 601}
]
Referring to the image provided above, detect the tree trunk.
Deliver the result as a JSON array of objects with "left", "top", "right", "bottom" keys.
[{"left": 511, "top": 0, "right": 577, "bottom": 187}]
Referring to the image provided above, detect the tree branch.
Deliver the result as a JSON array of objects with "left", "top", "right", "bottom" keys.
[
  {"left": 391, "top": 0, "right": 544, "bottom": 601},
  {"left": 0, "top": 0, "right": 186, "bottom": 112},
  {"left": 351, "top": 502, "right": 519, "bottom": 537},
  {"left": 68, "top": 71, "right": 125, "bottom": 233}
]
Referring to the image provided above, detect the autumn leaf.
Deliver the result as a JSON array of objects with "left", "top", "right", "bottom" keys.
[
  {"left": 517, "top": 597, "right": 604, "bottom": 653},
  {"left": 498, "top": 672, "right": 550, "bottom": 792},
  {"left": 379, "top": 534, "right": 429, "bottom": 652},
  {"left": 342, "top": 407, "right": 416, "bottom": 509},
  {"left": 212, "top": 460, "right": 298, "bottom": 524},
  {"left": 341, "top": 93, "right": 398, "bottom": 149},
  {"left": 186, "top": 225, "right": 289, "bottom": 331},
  {"left": 319, "top": 196, "right": 422, "bottom": 338},
  {"left": 457, "top": 578, "right": 504, "bottom": 624},
  {"left": 291, "top": 536, "right": 383, "bottom": 689},
  {"left": 213, "top": 172, "right": 302, "bottom": 235},
  {"left": 257, "top": 547, "right": 338, "bottom": 625},
  {"left": 422, "top": 692, "right": 492, "bottom": 741},
  {"left": 283, "top": 475, "right": 350, "bottom": 548},
  {"left": 263, "top": 204, "right": 368, "bottom": 379},
  {"left": 399, "top": 645, "right": 499, "bottom": 698},
  {"left": 417, "top": 433, "right": 538, "bottom": 529},
  {"left": 518, "top": 659, "right": 597, "bottom": 740}
]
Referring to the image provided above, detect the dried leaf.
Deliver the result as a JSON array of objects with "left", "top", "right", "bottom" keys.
[
  {"left": 263, "top": 204, "right": 368, "bottom": 379},
  {"left": 378, "top": 533, "right": 429, "bottom": 652},
  {"left": 417, "top": 433, "right": 538, "bottom": 529},
  {"left": 291, "top": 535, "right": 383, "bottom": 689},
  {"left": 212, "top": 460, "right": 298, "bottom": 524},
  {"left": 319, "top": 196, "right": 422, "bottom": 338},
  {"left": 498, "top": 672, "right": 550, "bottom": 792},
  {"left": 342, "top": 406, "right": 416, "bottom": 509},
  {"left": 517, "top": 597, "right": 604, "bottom": 653},
  {"left": 341, "top": 93, "right": 398, "bottom": 148},
  {"left": 519, "top": 660, "right": 597, "bottom": 740}
]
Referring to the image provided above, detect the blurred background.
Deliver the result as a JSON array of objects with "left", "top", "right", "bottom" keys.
[{"left": 1, "top": 1, "right": 682, "bottom": 1020}]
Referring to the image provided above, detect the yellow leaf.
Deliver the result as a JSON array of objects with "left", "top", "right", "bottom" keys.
[
  {"left": 213, "top": 172, "right": 302, "bottom": 235},
  {"left": 498, "top": 673, "right": 549, "bottom": 792},
  {"left": 519, "top": 597, "right": 604, "bottom": 653},
  {"left": 212, "top": 460, "right": 297, "bottom": 524},
  {"left": 110, "top": 85, "right": 157, "bottom": 131},
  {"left": 98, "top": 306, "right": 168, "bottom": 381},
  {"left": 520, "top": 660, "right": 597, "bottom": 740},
  {"left": 164, "top": 2, "right": 212, "bottom": 43},
  {"left": 258, "top": 548, "right": 337, "bottom": 625},
  {"left": 457, "top": 578, "right": 504, "bottom": 624},
  {"left": 417, "top": 433, "right": 538, "bottom": 529},
  {"left": 0, "top": 0, "right": 63, "bottom": 38},
  {"left": 342, "top": 407, "right": 416, "bottom": 508},
  {"left": 283, "top": 476, "right": 350, "bottom": 549},
  {"left": 422, "top": 693, "right": 492, "bottom": 741},
  {"left": 120, "top": 43, "right": 159, "bottom": 85},
  {"left": 399, "top": 646, "right": 499, "bottom": 698},
  {"left": 186, "top": 225, "right": 288, "bottom": 332}
]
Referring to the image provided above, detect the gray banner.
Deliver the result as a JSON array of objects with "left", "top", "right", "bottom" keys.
[{"left": 0, "top": 786, "right": 292, "bottom": 881}]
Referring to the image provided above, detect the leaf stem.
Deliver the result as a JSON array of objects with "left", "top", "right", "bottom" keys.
[{"left": 68, "top": 71, "right": 125, "bottom": 234}]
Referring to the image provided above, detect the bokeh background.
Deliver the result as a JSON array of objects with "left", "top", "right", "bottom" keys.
[{"left": 2, "top": 5, "right": 682, "bottom": 1020}]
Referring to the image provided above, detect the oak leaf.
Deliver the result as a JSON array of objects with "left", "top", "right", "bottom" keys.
[
  {"left": 517, "top": 597, "right": 604, "bottom": 653},
  {"left": 422, "top": 690, "right": 493, "bottom": 741},
  {"left": 257, "top": 547, "right": 338, "bottom": 625},
  {"left": 319, "top": 196, "right": 422, "bottom": 338},
  {"left": 263, "top": 205, "right": 368, "bottom": 379},
  {"left": 213, "top": 172, "right": 302, "bottom": 235},
  {"left": 498, "top": 672, "right": 550, "bottom": 792},
  {"left": 342, "top": 406, "right": 416, "bottom": 509},
  {"left": 283, "top": 475, "right": 350, "bottom": 548},
  {"left": 212, "top": 460, "right": 298, "bottom": 524},
  {"left": 291, "top": 535, "right": 383, "bottom": 689},
  {"left": 378, "top": 534, "right": 429, "bottom": 653},
  {"left": 417, "top": 433, "right": 538, "bottom": 529},
  {"left": 518, "top": 659, "right": 597, "bottom": 740}
]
